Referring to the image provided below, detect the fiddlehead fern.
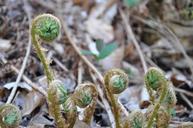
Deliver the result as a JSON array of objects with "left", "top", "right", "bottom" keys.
[
  {"left": 144, "top": 67, "right": 166, "bottom": 102},
  {"left": 73, "top": 83, "right": 97, "bottom": 108},
  {"left": 31, "top": 14, "right": 61, "bottom": 83},
  {"left": 31, "top": 14, "right": 65, "bottom": 128},
  {"left": 32, "top": 14, "right": 60, "bottom": 42},
  {"left": 48, "top": 80, "right": 66, "bottom": 128},
  {"left": 55, "top": 80, "right": 78, "bottom": 128},
  {"left": 127, "top": 110, "right": 145, "bottom": 128},
  {"left": 104, "top": 68, "right": 129, "bottom": 128},
  {"left": 73, "top": 82, "right": 98, "bottom": 124},
  {"left": 144, "top": 67, "right": 168, "bottom": 128},
  {"left": 0, "top": 104, "right": 21, "bottom": 128},
  {"left": 162, "top": 82, "right": 177, "bottom": 109},
  {"left": 156, "top": 107, "right": 170, "bottom": 128}
]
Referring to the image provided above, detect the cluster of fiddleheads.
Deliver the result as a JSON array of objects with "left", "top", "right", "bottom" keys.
[
  {"left": 31, "top": 14, "right": 66, "bottom": 127},
  {"left": 123, "top": 67, "right": 176, "bottom": 128},
  {"left": 31, "top": 14, "right": 98, "bottom": 128},
  {"left": 54, "top": 80, "right": 98, "bottom": 127},
  {"left": 1, "top": 13, "right": 176, "bottom": 128},
  {"left": 144, "top": 67, "right": 176, "bottom": 128}
]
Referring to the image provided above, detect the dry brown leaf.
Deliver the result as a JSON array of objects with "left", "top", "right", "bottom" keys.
[
  {"left": 0, "top": 38, "right": 11, "bottom": 52},
  {"left": 167, "top": 71, "right": 192, "bottom": 88},
  {"left": 29, "top": 111, "right": 54, "bottom": 127},
  {"left": 73, "top": 119, "right": 90, "bottom": 128},
  {"left": 73, "top": 0, "right": 95, "bottom": 11},
  {"left": 85, "top": 18, "right": 114, "bottom": 43},
  {"left": 14, "top": 91, "right": 45, "bottom": 116}
]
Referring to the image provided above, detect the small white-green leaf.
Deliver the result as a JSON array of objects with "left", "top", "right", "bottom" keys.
[
  {"left": 81, "top": 50, "right": 96, "bottom": 56},
  {"left": 95, "top": 40, "right": 105, "bottom": 52},
  {"left": 97, "top": 43, "right": 118, "bottom": 60}
]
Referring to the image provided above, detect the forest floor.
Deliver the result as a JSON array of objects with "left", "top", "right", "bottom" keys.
[{"left": 0, "top": 0, "right": 193, "bottom": 127}]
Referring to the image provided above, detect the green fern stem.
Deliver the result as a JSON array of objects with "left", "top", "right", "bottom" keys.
[
  {"left": 104, "top": 69, "right": 129, "bottom": 128},
  {"left": 106, "top": 88, "right": 121, "bottom": 128},
  {"left": 48, "top": 83, "right": 66, "bottom": 128},
  {"left": 31, "top": 26, "right": 54, "bottom": 84},
  {"left": 146, "top": 83, "right": 167, "bottom": 128}
]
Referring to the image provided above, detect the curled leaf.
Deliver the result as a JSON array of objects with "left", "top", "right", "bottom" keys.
[
  {"left": 104, "top": 68, "right": 129, "bottom": 94},
  {"left": 73, "top": 83, "right": 98, "bottom": 108},
  {"left": 0, "top": 104, "right": 21, "bottom": 128}
]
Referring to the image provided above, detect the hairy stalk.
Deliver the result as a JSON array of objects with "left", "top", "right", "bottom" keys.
[
  {"left": 31, "top": 34, "right": 53, "bottom": 83},
  {"left": 55, "top": 80, "right": 77, "bottom": 128},
  {"left": 48, "top": 83, "right": 66, "bottom": 128},
  {"left": 104, "top": 69, "right": 129, "bottom": 128},
  {"left": 145, "top": 67, "right": 168, "bottom": 128},
  {"left": 31, "top": 14, "right": 65, "bottom": 127},
  {"left": 107, "top": 88, "right": 121, "bottom": 128},
  {"left": 156, "top": 107, "right": 170, "bottom": 128},
  {"left": 146, "top": 84, "right": 167, "bottom": 128},
  {"left": 31, "top": 26, "right": 53, "bottom": 83}
]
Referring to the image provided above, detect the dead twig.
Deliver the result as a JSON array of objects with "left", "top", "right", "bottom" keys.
[
  {"left": 119, "top": 9, "right": 149, "bottom": 103},
  {"left": 6, "top": 39, "right": 31, "bottom": 104},
  {"left": 6, "top": 0, "right": 32, "bottom": 104},
  {"left": 180, "top": 93, "right": 193, "bottom": 109},
  {"left": 11, "top": 66, "right": 47, "bottom": 96},
  {"left": 120, "top": 9, "right": 148, "bottom": 73},
  {"left": 78, "top": 61, "right": 83, "bottom": 85},
  {"left": 174, "top": 87, "right": 193, "bottom": 97},
  {"left": 1, "top": 58, "right": 47, "bottom": 97}
]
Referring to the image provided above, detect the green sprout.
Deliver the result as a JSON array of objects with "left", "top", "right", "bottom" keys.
[
  {"left": 0, "top": 104, "right": 21, "bottom": 127},
  {"left": 3, "top": 112, "right": 18, "bottom": 125},
  {"left": 81, "top": 40, "right": 118, "bottom": 61}
]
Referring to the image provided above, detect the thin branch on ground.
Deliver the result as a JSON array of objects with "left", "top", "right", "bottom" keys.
[
  {"left": 174, "top": 87, "right": 193, "bottom": 98},
  {"left": 120, "top": 9, "right": 148, "bottom": 73},
  {"left": 95, "top": 0, "right": 118, "bottom": 18},
  {"left": 11, "top": 66, "right": 47, "bottom": 96},
  {"left": 6, "top": 0, "right": 32, "bottom": 104},
  {"left": 0, "top": 59, "right": 47, "bottom": 97},
  {"left": 53, "top": 58, "right": 69, "bottom": 72},
  {"left": 78, "top": 61, "right": 83, "bottom": 85},
  {"left": 6, "top": 38, "right": 31, "bottom": 104},
  {"left": 180, "top": 93, "right": 193, "bottom": 109}
]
